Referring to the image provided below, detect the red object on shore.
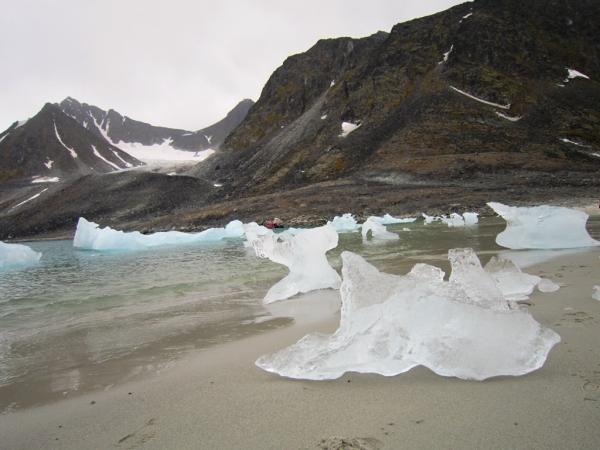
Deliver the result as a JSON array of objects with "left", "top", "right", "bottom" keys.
[{"left": 266, "top": 218, "right": 284, "bottom": 229}]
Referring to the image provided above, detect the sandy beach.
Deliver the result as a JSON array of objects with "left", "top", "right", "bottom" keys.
[{"left": 1, "top": 214, "right": 600, "bottom": 449}]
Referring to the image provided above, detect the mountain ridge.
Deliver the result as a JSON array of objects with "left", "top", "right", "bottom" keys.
[{"left": 58, "top": 97, "right": 254, "bottom": 152}]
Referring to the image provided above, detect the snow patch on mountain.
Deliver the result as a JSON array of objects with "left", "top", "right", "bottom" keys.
[{"left": 53, "top": 122, "right": 78, "bottom": 158}]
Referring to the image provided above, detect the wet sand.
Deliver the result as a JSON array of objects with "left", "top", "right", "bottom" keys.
[{"left": 1, "top": 211, "right": 599, "bottom": 449}]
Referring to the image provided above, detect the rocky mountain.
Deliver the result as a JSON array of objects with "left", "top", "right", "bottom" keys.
[
  {"left": 59, "top": 97, "right": 254, "bottom": 152},
  {"left": 0, "top": 103, "right": 144, "bottom": 183},
  {"left": 1, "top": 0, "right": 599, "bottom": 240},
  {"left": 190, "top": 0, "right": 600, "bottom": 197}
]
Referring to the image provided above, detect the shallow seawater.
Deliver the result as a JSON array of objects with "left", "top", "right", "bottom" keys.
[{"left": 0, "top": 215, "right": 598, "bottom": 411}]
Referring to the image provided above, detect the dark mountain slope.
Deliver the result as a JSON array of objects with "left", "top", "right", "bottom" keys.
[
  {"left": 170, "top": 99, "right": 254, "bottom": 150},
  {"left": 0, "top": 171, "right": 216, "bottom": 239},
  {"left": 0, "top": 104, "right": 143, "bottom": 182},
  {"left": 189, "top": 0, "right": 600, "bottom": 196}
]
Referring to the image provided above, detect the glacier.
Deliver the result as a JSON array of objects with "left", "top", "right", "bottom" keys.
[
  {"left": 488, "top": 202, "right": 600, "bottom": 249},
  {"left": 0, "top": 241, "right": 42, "bottom": 269},
  {"left": 247, "top": 224, "right": 342, "bottom": 304},
  {"left": 361, "top": 217, "right": 399, "bottom": 241},
  {"left": 256, "top": 248, "right": 560, "bottom": 380},
  {"left": 73, "top": 217, "right": 245, "bottom": 250}
]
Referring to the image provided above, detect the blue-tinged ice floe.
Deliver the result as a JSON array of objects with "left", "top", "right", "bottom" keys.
[
  {"left": 73, "top": 217, "right": 245, "bottom": 250},
  {"left": 488, "top": 202, "right": 600, "bottom": 249},
  {"left": 328, "top": 213, "right": 360, "bottom": 232},
  {"left": 246, "top": 224, "right": 341, "bottom": 304},
  {"left": 256, "top": 248, "right": 561, "bottom": 380},
  {"left": 0, "top": 241, "right": 42, "bottom": 269}
]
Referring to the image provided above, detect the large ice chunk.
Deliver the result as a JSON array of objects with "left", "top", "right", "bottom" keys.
[
  {"left": 361, "top": 217, "right": 399, "bottom": 241},
  {"left": 248, "top": 224, "right": 342, "bottom": 303},
  {"left": 0, "top": 241, "right": 42, "bottom": 268},
  {"left": 73, "top": 217, "right": 245, "bottom": 250},
  {"left": 328, "top": 213, "right": 359, "bottom": 232},
  {"left": 488, "top": 202, "right": 600, "bottom": 249},
  {"left": 484, "top": 256, "right": 542, "bottom": 301},
  {"left": 256, "top": 249, "right": 560, "bottom": 380}
]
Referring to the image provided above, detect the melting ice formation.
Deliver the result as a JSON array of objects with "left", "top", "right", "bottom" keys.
[
  {"left": 256, "top": 248, "right": 561, "bottom": 381},
  {"left": 0, "top": 241, "right": 42, "bottom": 269},
  {"left": 246, "top": 223, "right": 342, "bottom": 304},
  {"left": 488, "top": 202, "right": 600, "bottom": 249},
  {"left": 73, "top": 217, "right": 245, "bottom": 250},
  {"left": 361, "top": 217, "right": 399, "bottom": 241}
]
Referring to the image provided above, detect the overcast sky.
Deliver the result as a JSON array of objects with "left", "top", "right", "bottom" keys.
[{"left": 1, "top": 0, "right": 467, "bottom": 133}]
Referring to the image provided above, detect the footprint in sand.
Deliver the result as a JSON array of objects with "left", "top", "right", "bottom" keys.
[
  {"left": 574, "top": 369, "right": 600, "bottom": 402},
  {"left": 318, "top": 436, "right": 384, "bottom": 450},
  {"left": 114, "top": 418, "right": 156, "bottom": 449},
  {"left": 559, "top": 311, "right": 594, "bottom": 327}
]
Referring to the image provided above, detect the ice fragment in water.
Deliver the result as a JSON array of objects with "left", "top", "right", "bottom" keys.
[
  {"left": 73, "top": 217, "right": 245, "bottom": 250},
  {"left": 328, "top": 213, "right": 359, "bottom": 232},
  {"left": 422, "top": 213, "right": 441, "bottom": 224},
  {"left": 591, "top": 286, "right": 600, "bottom": 301},
  {"left": 248, "top": 224, "right": 341, "bottom": 303},
  {"left": 463, "top": 212, "right": 479, "bottom": 225},
  {"left": 371, "top": 214, "right": 417, "bottom": 225},
  {"left": 537, "top": 278, "right": 560, "bottom": 293},
  {"left": 361, "top": 217, "right": 399, "bottom": 241},
  {"left": 442, "top": 213, "right": 465, "bottom": 227},
  {"left": 0, "top": 241, "right": 42, "bottom": 268},
  {"left": 484, "top": 256, "right": 542, "bottom": 301},
  {"left": 256, "top": 249, "right": 560, "bottom": 380},
  {"left": 488, "top": 202, "right": 600, "bottom": 249}
]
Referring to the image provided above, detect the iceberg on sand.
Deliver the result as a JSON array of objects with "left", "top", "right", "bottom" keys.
[
  {"left": 247, "top": 224, "right": 342, "bottom": 304},
  {"left": 256, "top": 248, "right": 560, "bottom": 380},
  {"left": 73, "top": 217, "right": 245, "bottom": 251},
  {"left": 0, "top": 241, "right": 42, "bottom": 269},
  {"left": 488, "top": 202, "right": 600, "bottom": 249}
]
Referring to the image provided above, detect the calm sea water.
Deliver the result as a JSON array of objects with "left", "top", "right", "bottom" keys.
[{"left": 1, "top": 216, "right": 598, "bottom": 411}]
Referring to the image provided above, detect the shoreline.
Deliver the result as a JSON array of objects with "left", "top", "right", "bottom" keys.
[
  {"left": 1, "top": 242, "right": 599, "bottom": 448},
  {"left": 4, "top": 200, "right": 599, "bottom": 244}
]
